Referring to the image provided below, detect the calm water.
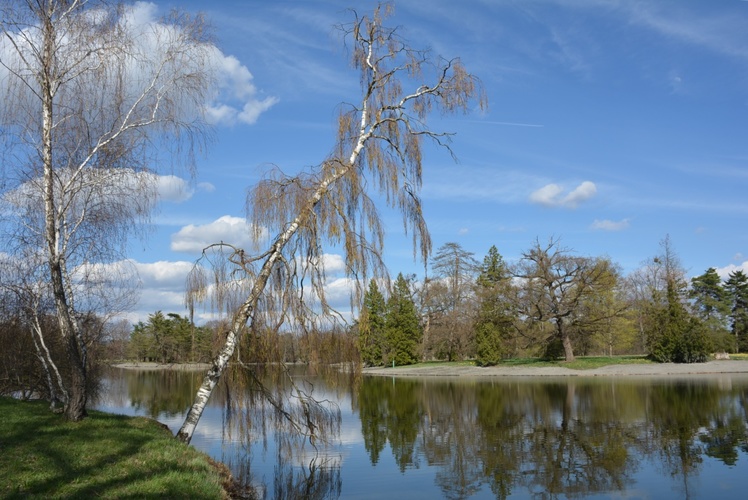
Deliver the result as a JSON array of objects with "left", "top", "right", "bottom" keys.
[{"left": 94, "top": 366, "right": 748, "bottom": 499}]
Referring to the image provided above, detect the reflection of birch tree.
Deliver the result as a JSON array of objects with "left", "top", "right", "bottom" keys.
[
  {"left": 0, "top": 1, "right": 214, "bottom": 421},
  {"left": 177, "top": 5, "right": 485, "bottom": 444}
]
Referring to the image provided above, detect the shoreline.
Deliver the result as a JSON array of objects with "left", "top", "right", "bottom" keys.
[
  {"left": 362, "top": 360, "right": 748, "bottom": 378},
  {"left": 110, "top": 360, "right": 748, "bottom": 378},
  {"left": 110, "top": 362, "right": 211, "bottom": 371}
]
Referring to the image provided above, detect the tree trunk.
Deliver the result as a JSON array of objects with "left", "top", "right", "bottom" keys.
[
  {"left": 177, "top": 146, "right": 365, "bottom": 444},
  {"left": 559, "top": 321, "right": 575, "bottom": 362},
  {"left": 41, "top": 7, "right": 87, "bottom": 421}
]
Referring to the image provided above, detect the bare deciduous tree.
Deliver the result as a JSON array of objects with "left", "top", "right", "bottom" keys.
[
  {"left": 425, "top": 242, "right": 480, "bottom": 361},
  {"left": 514, "top": 238, "right": 612, "bottom": 362},
  {"left": 177, "top": 5, "right": 485, "bottom": 444},
  {"left": 0, "top": 1, "right": 214, "bottom": 421}
]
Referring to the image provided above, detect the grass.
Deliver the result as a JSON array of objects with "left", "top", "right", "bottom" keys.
[{"left": 0, "top": 397, "right": 230, "bottom": 499}]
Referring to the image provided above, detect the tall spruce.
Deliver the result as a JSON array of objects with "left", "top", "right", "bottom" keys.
[
  {"left": 474, "top": 246, "right": 515, "bottom": 366},
  {"left": 358, "top": 280, "right": 387, "bottom": 366},
  {"left": 385, "top": 274, "right": 422, "bottom": 366}
]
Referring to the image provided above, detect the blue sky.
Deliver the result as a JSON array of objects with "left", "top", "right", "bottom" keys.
[{"left": 120, "top": 0, "right": 748, "bottom": 323}]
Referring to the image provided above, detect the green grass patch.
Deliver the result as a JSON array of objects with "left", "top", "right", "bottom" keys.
[
  {"left": 727, "top": 353, "right": 748, "bottom": 361},
  {"left": 0, "top": 397, "right": 229, "bottom": 499}
]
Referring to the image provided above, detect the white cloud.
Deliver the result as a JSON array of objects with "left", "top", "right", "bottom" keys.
[
  {"left": 117, "top": 251, "right": 356, "bottom": 324},
  {"left": 197, "top": 182, "right": 215, "bottom": 193},
  {"left": 590, "top": 218, "right": 630, "bottom": 231},
  {"left": 715, "top": 262, "right": 748, "bottom": 281},
  {"left": 0, "top": 2, "right": 276, "bottom": 130},
  {"left": 132, "top": 260, "right": 196, "bottom": 290},
  {"left": 322, "top": 253, "right": 346, "bottom": 274},
  {"left": 324, "top": 276, "right": 356, "bottom": 311},
  {"left": 529, "top": 181, "right": 597, "bottom": 208},
  {"left": 529, "top": 183, "right": 564, "bottom": 206},
  {"left": 170, "top": 215, "right": 268, "bottom": 254},
  {"left": 153, "top": 175, "right": 193, "bottom": 203},
  {"left": 564, "top": 181, "right": 597, "bottom": 207},
  {"left": 123, "top": 2, "right": 278, "bottom": 126},
  {"left": 205, "top": 51, "right": 279, "bottom": 126}
]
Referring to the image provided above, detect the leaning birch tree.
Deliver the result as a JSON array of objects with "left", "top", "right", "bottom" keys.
[
  {"left": 177, "top": 4, "right": 485, "bottom": 444},
  {"left": 0, "top": 1, "right": 213, "bottom": 421}
]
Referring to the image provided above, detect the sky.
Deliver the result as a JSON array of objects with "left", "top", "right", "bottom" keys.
[{"left": 47, "top": 0, "right": 748, "bottom": 324}]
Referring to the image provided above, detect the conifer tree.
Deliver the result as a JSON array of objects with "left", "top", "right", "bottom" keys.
[
  {"left": 358, "top": 280, "right": 387, "bottom": 366},
  {"left": 725, "top": 270, "right": 748, "bottom": 352},
  {"left": 474, "top": 246, "right": 515, "bottom": 366},
  {"left": 646, "top": 237, "right": 711, "bottom": 363},
  {"left": 690, "top": 267, "right": 731, "bottom": 351},
  {"left": 385, "top": 274, "right": 422, "bottom": 366}
]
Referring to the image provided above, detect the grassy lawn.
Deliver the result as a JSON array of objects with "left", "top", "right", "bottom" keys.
[{"left": 0, "top": 397, "right": 229, "bottom": 499}]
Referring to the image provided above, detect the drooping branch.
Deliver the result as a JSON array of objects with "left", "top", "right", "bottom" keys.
[{"left": 177, "top": 3, "right": 484, "bottom": 444}]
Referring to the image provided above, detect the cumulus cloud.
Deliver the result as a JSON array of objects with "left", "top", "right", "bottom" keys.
[
  {"left": 322, "top": 253, "right": 346, "bottom": 274},
  {"left": 715, "top": 262, "right": 748, "bottom": 281},
  {"left": 125, "top": 2, "right": 278, "bottom": 126},
  {"left": 153, "top": 175, "right": 193, "bottom": 203},
  {"left": 529, "top": 181, "right": 597, "bottom": 208},
  {"left": 529, "top": 183, "right": 564, "bottom": 206},
  {"left": 205, "top": 52, "right": 279, "bottom": 126},
  {"left": 132, "top": 260, "right": 197, "bottom": 290},
  {"left": 590, "top": 218, "right": 630, "bottom": 231},
  {"left": 170, "top": 215, "right": 268, "bottom": 254},
  {"left": 0, "top": 2, "right": 276, "bottom": 129},
  {"left": 153, "top": 179, "right": 214, "bottom": 205}
]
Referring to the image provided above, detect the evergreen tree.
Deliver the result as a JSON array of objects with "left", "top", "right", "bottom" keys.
[
  {"left": 127, "top": 311, "right": 210, "bottom": 363},
  {"left": 385, "top": 273, "right": 422, "bottom": 366},
  {"left": 646, "top": 238, "right": 711, "bottom": 363},
  {"left": 358, "top": 280, "right": 387, "bottom": 366},
  {"left": 474, "top": 246, "right": 515, "bottom": 366},
  {"left": 689, "top": 267, "right": 731, "bottom": 351},
  {"left": 725, "top": 270, "right": 748, "bottom": 352}
]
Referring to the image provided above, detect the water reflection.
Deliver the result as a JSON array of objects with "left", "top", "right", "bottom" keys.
[{"left": 95, "top": 368, "right": 748, "bottom": 499}]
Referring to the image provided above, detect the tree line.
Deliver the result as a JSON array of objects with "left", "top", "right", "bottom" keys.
[{"left": 357, "top": 236, "right": 748, "bottom": 366}]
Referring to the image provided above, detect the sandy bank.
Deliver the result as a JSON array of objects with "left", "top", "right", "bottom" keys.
[{"left": 362, "top": 360, "right": 748, "bottom": 378}]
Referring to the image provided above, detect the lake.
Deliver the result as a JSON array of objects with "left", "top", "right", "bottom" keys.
[{"left": 93, "top": 365, "right": 748, "bottom": 499}]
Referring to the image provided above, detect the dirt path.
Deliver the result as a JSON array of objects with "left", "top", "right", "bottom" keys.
[{"left": 362, "top": 360, "right": 748, "bottom": 378}]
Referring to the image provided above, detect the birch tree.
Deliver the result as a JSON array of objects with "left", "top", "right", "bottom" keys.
[
  {"left": 177, "top": 5, "right": 485, "bottom": 444},
  {"left": 0, "top": 1, "right": 214, "bottom": 421}
]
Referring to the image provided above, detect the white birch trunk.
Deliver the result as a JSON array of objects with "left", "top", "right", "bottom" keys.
[{"left": 177, "top": 102, "right": 371, "bottom": 444}]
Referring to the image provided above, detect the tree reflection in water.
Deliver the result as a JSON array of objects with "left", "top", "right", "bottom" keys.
[
  {"left": 98, "top": 368, "right": 748, "bottom": 499},
  {"left": 218, "top": 364, "right": 342, "bottom": 500},
  {"left": 355, "top": 375, "right": 748, "bottom": 499}
]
